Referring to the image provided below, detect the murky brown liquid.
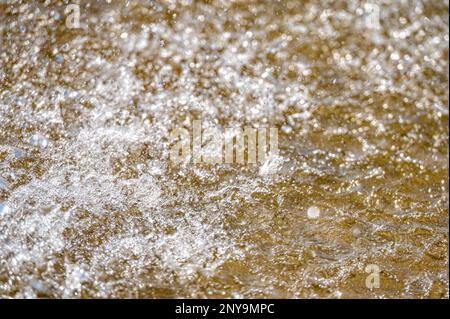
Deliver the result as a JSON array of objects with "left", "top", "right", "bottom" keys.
[{"left": 0, "top": 0, "right": 448, "bottom": 298}]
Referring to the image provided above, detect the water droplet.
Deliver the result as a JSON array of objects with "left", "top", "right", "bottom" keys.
[
  {"left": 0, "top": 203, "right": 10, "bottom": 215},
  {"left": 281, "top": 125, "right": 293, "bottom": 134},
  {"left": 55, "top": 54, "right": 64, "bottom": 63},
  {"left": 14, "top": 148, "right": 25, "bottom": 158},
  {"left": 29, "top": 134, "right": 49, "bottom": 148},
  {"left": 352, "top": 226, "right": 362, "bottom": 237},
  {"left": 307, "top": 206, "right": 320, "bottom": 219}
]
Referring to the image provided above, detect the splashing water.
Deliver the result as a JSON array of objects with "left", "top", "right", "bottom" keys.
[{"left": 0, "top": 0, "right": 448, "bottom": 298}]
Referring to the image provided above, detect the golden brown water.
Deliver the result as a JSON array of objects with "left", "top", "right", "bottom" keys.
[{"left": 0, "top": 0, "right": 448, "bottom": 298}]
